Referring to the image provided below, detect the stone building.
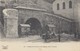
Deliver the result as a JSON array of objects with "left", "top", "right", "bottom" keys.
[
  {"left": 15, "top": 0, "right": 74, "bottom": 36},
  {"left": 52, "top": 0, "right": 80, "bottom": 36},
  {"left": 0, "top": 0, "right": 78, "bottom": 38}
]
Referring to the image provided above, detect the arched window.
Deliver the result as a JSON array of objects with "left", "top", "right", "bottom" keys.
[
  {"left": 57, "top": 3, "right": 59, "bottom": 10},
  {"left": 69, "top": 1, "right": 72, "bottom": 8},
  {"left": 63, "top": 2, "right": 65, "bottom": 9}
]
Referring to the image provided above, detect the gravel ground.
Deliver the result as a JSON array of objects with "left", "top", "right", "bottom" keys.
[
  {"left": 0, "top": 33, "right": 78, "bottom": 42},
  {"left": 0, "top": 34, "right": 80, "bottom": 51}
]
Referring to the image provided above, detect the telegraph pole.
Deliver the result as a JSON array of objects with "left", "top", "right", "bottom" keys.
[{"left": 58, "top": 18, "right": 61, "bottom": 42}]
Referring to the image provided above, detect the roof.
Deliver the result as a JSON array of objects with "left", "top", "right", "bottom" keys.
[
  {"left": 48, "top": 24, "right": 55, "bottom": 27},
  {"left": 44, "top": 13, "right": 73, "bottom": 22},
  {"left": 20, "top": 24, "right": 30, "bottom": 27},
  {"left": 15, "top": 6, "right": 47, "bottom": 12}
]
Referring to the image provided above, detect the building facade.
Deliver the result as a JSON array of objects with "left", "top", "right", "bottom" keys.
[
  {"left": 15, "top": 0, "right": 74, "bottom": 36},
  {"left": 53, "top": 0, "right": 76, "bottom": 20},
  {"left": 53, "top": 0, "right": 80, "bottom": 34},
  {"left": 0, "top": 0, "right": 77, "bottom": 38}
]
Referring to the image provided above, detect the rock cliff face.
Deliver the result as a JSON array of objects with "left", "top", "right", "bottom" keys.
[{"left": 1, "top": 0, "right": 54, "bottom": 12}]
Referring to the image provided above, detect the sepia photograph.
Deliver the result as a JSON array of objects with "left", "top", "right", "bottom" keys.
[{"left": 0, "top": 0, "right": 80, "bottom": 51}]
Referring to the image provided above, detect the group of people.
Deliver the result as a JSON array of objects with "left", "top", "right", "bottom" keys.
[
  {"left": 18, "top": 24, "right": 55, "bottom": 42},
  {"left": 41, "top": 25, "right": 55, "bottom": 42}
]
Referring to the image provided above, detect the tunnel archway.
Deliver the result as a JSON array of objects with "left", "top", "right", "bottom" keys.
[{"left": 25, "top": 18, "right": 42, "bottom": 32}]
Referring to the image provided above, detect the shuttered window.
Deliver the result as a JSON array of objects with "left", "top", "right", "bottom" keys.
[
  {"left": 63, "top": 2, "right": 65, "bottom": 9},
  {"left": 69, "top": 1, "right": 72, "bottom": 8},
  {"left": 57, "top": 3, "right": 59, "bottom": 10}
]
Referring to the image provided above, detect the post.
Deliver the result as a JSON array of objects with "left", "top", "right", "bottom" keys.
[
  {"left": 3, "top": 9, "right": 18, "bottom": 38},
  {"left": 58, "top": 19, "right": 61, "bottom": 42},
  {"left": 58, "top": 34, "right": 61, "bottom": 42}
]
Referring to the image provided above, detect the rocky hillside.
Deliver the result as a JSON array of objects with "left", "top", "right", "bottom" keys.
[
  {"left": 15, "top": 0, "right": 54, "bottom": 13},
  {"left": 43, "top": 0, "right": 55, "bottom": 4},
  {"left": 0, "top": 0, "right": 55, "bottom": 13}
]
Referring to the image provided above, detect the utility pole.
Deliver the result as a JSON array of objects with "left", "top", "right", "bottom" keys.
[{"left": 58, "top": 19, "right": 61, "bottom": 42}]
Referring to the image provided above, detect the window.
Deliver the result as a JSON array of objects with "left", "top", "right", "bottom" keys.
[
  {"left": 63, "top": 2, "right": 65, "bottom": 9},
  {"left": 69, "top": 1, "right": 72, "bottom": 8},
  {"left": 57, "top": 3, "right": 59, "bottom": 10}
]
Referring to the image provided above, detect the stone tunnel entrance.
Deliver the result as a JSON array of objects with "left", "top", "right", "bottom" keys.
[{"left": 25, "top": 18, "right": 42, "bottom": 35}]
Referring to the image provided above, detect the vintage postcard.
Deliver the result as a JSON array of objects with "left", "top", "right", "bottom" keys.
[{"left": 0, "top": 0, "right": 80, "bottom": 51}]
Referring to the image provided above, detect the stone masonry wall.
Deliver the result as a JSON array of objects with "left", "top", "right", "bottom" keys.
[{"left": 17, "top": 8, "right": 73, "bottom": 34}]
